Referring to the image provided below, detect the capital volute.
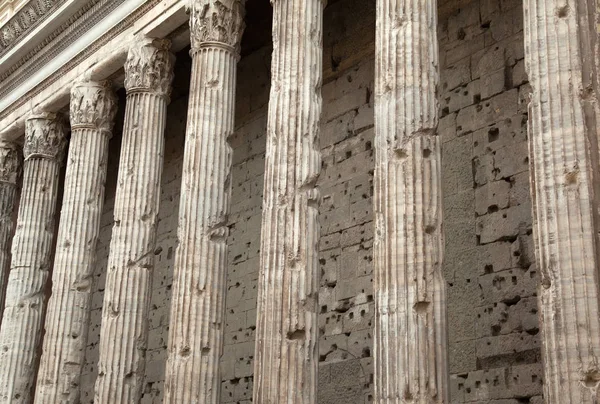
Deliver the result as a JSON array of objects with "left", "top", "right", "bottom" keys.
[
  {"left": 124, "top": 38, "right": 175, "bottom": 99},
  {"left": 24, "top": 112, "right": 68, "bottom": 162},
  {"left": 188, "top": 0, "right": 246, "bottom": 56},
  {"left": 70, "top": 80, "right": 118, "bottom": 134},
  {"left": 0, "top": 141, "right": 21, "bottom": 185}
]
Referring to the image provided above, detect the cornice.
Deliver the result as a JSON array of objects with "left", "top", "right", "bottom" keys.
[
  {"left": 0, "top": 0, "right": 171, "bottom": 122},
  {"left": 0, "top": 0, "right": 119, "bottom": 101},
  {"left": 0, "top": 0, "right": 69, "bottom": 57}
]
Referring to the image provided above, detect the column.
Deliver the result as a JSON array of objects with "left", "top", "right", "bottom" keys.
[
  {"left": 35, "top": 81, "right": 117, "bottom": 403},
  {"left": 94, "top": 38, "right": 174, "bottom": 403},
  {"left": 0, "top": 113, "right": 67, "bottom": 403},
  {"left": 163, "top": 1, "right": 244, "bottom": 403},
  {"left": 373, "top": 0, "right": 449, "bottom": 402},
  {"left": 524, "top": 0, "right": 600, "bottom": 401},
  {"left": 253, "top": 1, "right": 324, "bottom": 402},
  {"left": 0, "top": 141, "right": 20, "bottom": 322}
]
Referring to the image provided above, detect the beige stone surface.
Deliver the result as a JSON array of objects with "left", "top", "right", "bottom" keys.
[
  {"left": 35, "top": 80, "right": 117, "bottom": 404},
  {"left": 163, "top": 1, "right": 245, "bottom": 403},
  {"left": 524, "top": 0, "right": 600, "bottom": 401},
  {"left": 0, "top": 141, "right": 19, "bottom": 322},
  {"left": 0, "top": 112, "right": 66, "bottom": 404},
  {"left": 94, "top": 38, "right": 174, "bottom": 404},
  {"left": 253, "top": 0, "right": 325, "bottom": 402},
  {"left": 373, "top": 0, "right": 449, "bottom": 402}
]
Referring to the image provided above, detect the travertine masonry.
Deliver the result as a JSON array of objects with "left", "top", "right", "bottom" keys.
[
  {"left": 35, "top": 80, "right": 117, "bottom": 404},
  {"left": 94, "top": 38, "right": 174, "bottom": 403},
  {"left": 525, "top": 0, "right": 600, "bottom": 400},
  {"left": 253, "top": 0, "right": 324, "bottom": 402},
  {"left": 0, "top": 141, "right": 20, "bottom": 322},
  {"left": 76, "top": 1, "right": 542, "bottom": 402},
  {"left": 373, "top": 0, "right": 448, "bottom": 401},
  {"left": 0, "top": 113, "right": 66, "bottom": 404},
  {"left": 164, "top": 1, "right": 245, "bottom": 403},
  {"left": 439, "top": 0, "right": 543, "bottom": 401}
]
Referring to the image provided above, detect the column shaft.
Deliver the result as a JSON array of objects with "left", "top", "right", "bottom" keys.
[
  {"left": 0, "top": 114, "right": 66, "bottom": 403},
  {"left": 164, "top": 2, "right": 244, "bottom": 403},
  {"left": 35, "top": 81, "right": 117, "bottom": 403},
  {"left": 253, "top": 1, "right": 324, "bottom": 402},
  {"left": 524, "top": 0, "right": 600, "bottom": 401},
  {"left": 373, "top": 0, "right": 448, "bottom": 402},
  {"left": 0, "top": 142, "right": 20, "bottom": 322},
  {"left": 94, "top": 39, "right": 174, "bottom": 404}
]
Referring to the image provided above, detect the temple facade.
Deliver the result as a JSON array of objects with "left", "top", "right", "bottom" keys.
[{"left": 0, "top": 0, "right": 597, "bottom": 403}]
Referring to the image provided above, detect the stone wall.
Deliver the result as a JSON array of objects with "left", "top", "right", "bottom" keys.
[
  {"left": 439, "top": 0, "right": 543, "bottom": 402},
  {"left": 75, "top": 0, "right": 543, "bottom": 402}
]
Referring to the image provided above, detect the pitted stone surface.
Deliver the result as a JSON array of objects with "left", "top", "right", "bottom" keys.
[
  {"left": 163, "top": 1, "right": 246, "bottom": 402},
  {"left": 0, "top": 141, "right": 20, "bottom": 323},
  {"left": 77, "top": 0, "right": 541, "bottom": 402},
  {"left": 94, "top": 39, "right": 174, "bottom": 404},
  {"left": 0, "top": 113, "right": 66, "bottom": 404},
  {"left": 35, "top": 80, "right": 117, "bottom": 404}
]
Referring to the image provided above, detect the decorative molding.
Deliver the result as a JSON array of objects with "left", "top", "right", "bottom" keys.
[
  {"left": 0, "top": 0, "right": 121, "bottom": 101},
  {"left": 70, "top": 80, "right": 117, "bottom": 133},
  {"left": 188, "top": 0, "right": 245, "bottom": 54},
  {"left": 24, "top": 112, "right": 67, "bottom": 161},
  {"left": 0, "top": 0, "right": 164, "bottom": 121},
  {"left": 124, "top": 37, "right": 175, "bottom": 98},
  {"left": 0, "top": 0, "right": 68, "bottom": 56},
  {"left": 0, "top": 140, "right": 20, "bottom": 184}
]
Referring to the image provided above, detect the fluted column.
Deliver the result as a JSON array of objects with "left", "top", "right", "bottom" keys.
[
  {"left": 0, "top": 141, "right": 20, "bottom": 322},
  {"left": 35, "top": 81, "right": 117, "bottom": 404},
  {"left": 94, "top": 38, "right": 174, "bottom": 404},
  {"left": 524, "top": 0, "right": 600, "bottom": 401},
  {"left": 373, "top": 0, "right": 448, "bottom": 402},
  {"left": 163, "top": 2, "right": 244, "bottom": 403},
  {"left": 253, "top": 1, "right": 324, "bottom": 402},
  {"left": 0, "top": 113, "right": 67, "bottom": 404}
]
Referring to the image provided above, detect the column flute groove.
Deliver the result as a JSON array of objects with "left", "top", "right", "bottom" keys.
[
  {"left": 0, "top": 113, "right": 67, "bottom": 404},
  {"left": 35, "top": 81, "right": 117, "bottom": 404},
  {"left": 524, "top": 0, "right": 600, "bottom": 401},
  {"left": 163, "top": 1, "right": 245, "bottom": 403},
  {"left": 94, "top": 38, "right": 174, "bottom": 404},
  {"left": 253, "top": 0, "right": 324, "bottom": 402},
  {"left": 0, "top": 141, "right": 20, "bottom": 324},
  {"left": 373, "top": 0, "right": 449, "bottom": 402}
]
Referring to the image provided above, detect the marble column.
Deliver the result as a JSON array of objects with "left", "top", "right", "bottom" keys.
[
  {"left": 524, "top": 0, "right": 600, "bottom": 401},
  {"left": 35, "top": 81, "right": 117, "bottom": 404},
  {"left": 373, "top": 0, "right": 449, "bottom": 402},
  {"left": 0, "top": 141, "right": 20, "bottom": 322},
  {"left": 0, "top": 113, "right": 67, "bottom": 404},
  {"left": 253, "top": 0, "right": 324, "bottom": 402},
  {"left": 94, "top": 38, "right": 174, "bottom": 403},
  {"left": 163, "top": 1, "right": 244, "bottom": 403}
]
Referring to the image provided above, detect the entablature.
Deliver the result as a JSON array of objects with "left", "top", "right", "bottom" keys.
[{"left": 0, "top": 0, "right": 190, "bottom": 142}]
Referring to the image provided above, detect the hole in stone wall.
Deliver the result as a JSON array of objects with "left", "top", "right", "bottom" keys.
[{"left": 488, "top": 127, "right": 500, "bottom": 142}]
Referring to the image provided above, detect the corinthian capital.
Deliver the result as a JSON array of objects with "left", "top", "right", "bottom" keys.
[
  {"left": 70, "top": 80, "right": 118, "bottom": 133},
  {"left": 0, "top": 141, "right": 21, "bottom": 185},
  {"left": 24, "top": 113, "right": 68, "bottom": 162},
  {"left": 124, "top": 38, "right": 175, "bottom": 98},
  {"left": 188, "top": 0, "right": 246, "bottom": 54}
]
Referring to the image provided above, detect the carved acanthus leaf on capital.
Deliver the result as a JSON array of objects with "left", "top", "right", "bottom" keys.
[
  {"left": 124, "top": 38, "right": 175, "bottom": 98},
  {"left": 24, "top": 113, "right": 68, "bottom": 162},
  {"left": 188, "top": 0, "right": 245, "bottom": 54},
  {"left": 70, "top": 80, "right": 118, "bottom": 133},
  {"left": 0, "top": 141, "right": 21, "bottom": 185}
]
